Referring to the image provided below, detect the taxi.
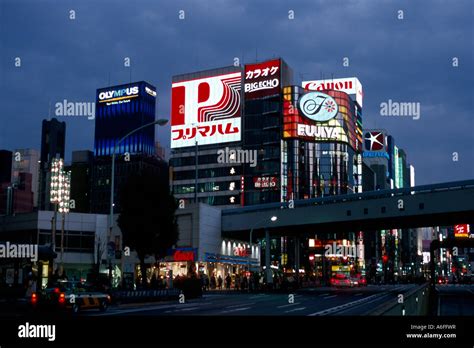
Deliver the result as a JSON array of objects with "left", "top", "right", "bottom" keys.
[{"left": 31, "top": 280, "right": 111, "bottom": 314}]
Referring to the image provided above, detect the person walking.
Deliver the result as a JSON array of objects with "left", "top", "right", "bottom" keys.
[
  {"left": 217, "top": 275, "right": 223, "bottom": 290},
  {"left": 225, "top": 274, "right": 231, "bottom": 290}
]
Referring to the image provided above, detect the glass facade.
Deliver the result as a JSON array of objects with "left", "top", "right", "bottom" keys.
[
  {"left": 279, "top": 86, "right": 363, "bottom": 201},
  {"left": 94, "top": 81, "right": 156, "bottom": 157}
]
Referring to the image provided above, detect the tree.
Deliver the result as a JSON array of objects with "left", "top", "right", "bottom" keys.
[{"left": 117, "top": 169, "right": 179, "bottom": 287}]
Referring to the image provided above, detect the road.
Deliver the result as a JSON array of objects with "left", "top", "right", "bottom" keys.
[
  {"left": 436, "top": 284, "right": 474, "bottom": 316},
  {"left": 86, "top": 284, "right": 418, "bottom": 316},
  {"left": 3, "top": 284, "right": 473, "bottom": 317}
]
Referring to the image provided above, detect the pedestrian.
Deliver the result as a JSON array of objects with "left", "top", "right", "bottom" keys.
[
  {"left": 235, "top": 274, "right": 240, "bottom": 290},
  {"left": 225, "top": 274, "right": 231, "bottom": 290},
  {"left": 210, "top": 274, "right": 216, "bottom": 289},
  {"left": 217, "top": 275, "right": 223, "bottom": 290}
]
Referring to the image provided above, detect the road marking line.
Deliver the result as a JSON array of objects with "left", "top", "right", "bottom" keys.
[
  {"left": 308, "top": 293, "right": 381, "bottom": 316},
  {"left": 221, "top": 307, "right": 251, "bottom": 313},
  {"left": 284, "top": 307, "right": 306, "bottom": 313},
  {"left": 319, "top": 293, "right": 329, "bottom": 297},
  {"left": 355, "top": 293, "right": 363, "bottom": 296},
  {"left": 173, "top": 307, "right": 199, "bottom": 312},
  {"left": 277, "top": 302, "right": 301, "bottom": 308},
  {"left": 323, "top": 295, "right": 337, "bottom": 299},
  {"left": 225, "top": 302, "right": 255, "bottom": 309}
]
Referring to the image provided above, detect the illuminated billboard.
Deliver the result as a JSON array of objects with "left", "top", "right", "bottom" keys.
[
  {"left": 244, "top": 59, "right": 280, "bottom": 99},
  {"left": 283, "top": 87, "right": 362, "bottom": 151},
  {"left": 454, "top": 224, "right": 470, "bottom": 238},
  {"left": 95, "top": 81, "right": 156, "bottom": 157},
  {"left": 298, "top": 92, "right": 338, "bottom": 122},
  {"left": 98, "top": 85, "right": 140, "bottom": 106},
  {"left": 171, "top": 72, "right": 242, "bottom": 148},
  {"left": 302, "top": 77, "right": 363, "bottom": 108}
]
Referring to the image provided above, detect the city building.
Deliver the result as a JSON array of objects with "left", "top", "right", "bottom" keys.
[
  {"left": 11, "top": 148, "right": 40, "bottom": 208},
  {"left": 0, "top": 172, "right": 34, "bottom": 215},
  {"left": 67, "top": 150, "right": 94, "bottom": 213},
  {"left": 90, "top": 81, "right": 168, "bottom": 214},
  {"left": 0, "top": 211, "right": 107, "bottom": 289},
  {"left": 170, "top": 66, "right": 244, "bottom": 207},
  {"left": 0, "top": 150, "right": 13, "bottom": 184},
  {"left": 38, "top": 118, "right": 66, "bottom": 211}
]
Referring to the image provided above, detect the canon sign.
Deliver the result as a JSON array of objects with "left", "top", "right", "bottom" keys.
[
  {"left": 98, "top": 86, "right": 139, "bottom": 102},
  {"left": 302, "top": 77, "right": 363, "bottom": 107}
]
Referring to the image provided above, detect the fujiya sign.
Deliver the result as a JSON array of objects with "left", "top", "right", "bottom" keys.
[{"left": 298, "top": 92, "right": 338, "bottom": 122}]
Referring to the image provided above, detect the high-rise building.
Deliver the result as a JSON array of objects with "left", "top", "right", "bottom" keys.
[
  {"left": 38, "top": 118, "right": 66, "bottom": 211},
  {"left": 11, "top": 148, "right": 40, "bottom": 208},
  {"left": 169, "top": 66, "right": 243, "bottom": 207},
  {"left": 91, "top": 81, "right": 168, "bottom": 214},
  {"left": 0, "top": 150, "right": 13, "bottom": 184},
  {"left": 67, "top": 150, "right": 93, "bottom": 213},
  {"left": 0, "top": 172, "right": 34, "bottom": 215}
]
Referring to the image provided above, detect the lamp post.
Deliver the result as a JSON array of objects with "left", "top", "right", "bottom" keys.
[
  {"left": 49, "top": 158, "right": 70, "bottom": 275},
  {"left": 108, "top": 118, "right": 168, "bottom": 284},
  {"left": 248, "top": 215, "right": 277, "bottom": 291}
]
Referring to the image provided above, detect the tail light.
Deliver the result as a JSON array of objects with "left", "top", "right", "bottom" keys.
[
  {"left": 58, "top": 292, "right": 66, "bottom": 304},
  {"left": 54, "top": 287, "right": 60, "bottom": 294},
  {"left": 31, "top": 293, "right": 37, "bottom": 304}
]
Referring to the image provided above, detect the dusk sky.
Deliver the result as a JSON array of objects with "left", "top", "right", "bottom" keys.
[{"left": 1, "top": 0, "right": 472, "bottom": 185}]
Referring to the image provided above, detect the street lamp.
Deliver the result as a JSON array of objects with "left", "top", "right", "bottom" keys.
[
  {"left": 248, "top": 215, "right": 278, "bottom": 290},
  {"left": 49, "top": 158, "right": 70, "bottom": 275},
  {"left": 108, "top": 118, "right": 168, "bottom": 284}
]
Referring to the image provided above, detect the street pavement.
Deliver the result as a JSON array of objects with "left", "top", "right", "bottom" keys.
[
  {"left": 86, "top": 284, "right": 419, "bottom": 316},
  {"left": 436, "top": 284, "right": 474, "bottom": 316},
  {"left": 3, "top": 284, "right": 473, "bottom": 317}
]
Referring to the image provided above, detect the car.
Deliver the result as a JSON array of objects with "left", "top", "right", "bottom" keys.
[
  {"left": 330, "top": 274, "right": 352, "bottom": 287},
  {"left": 30, "top": 280, "right": 111, "bottom": 314},
  {"left": 350, "top": 275, "right": 367, "bottom": 287},
  {"left": 436, "top": 276, "right": 448, "bottom": 285}
]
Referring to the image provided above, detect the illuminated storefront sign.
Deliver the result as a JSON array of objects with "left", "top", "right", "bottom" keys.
[
  {"left": 297, "top": 124, "right": 339, "bottom": 139},
  {"left": 298, "top": 92, "right": 338, "bottom": 122},
  {"left": 454, "top": 224, "right": 470, "bottom": 238},
  {"left": 364, "top": 131, "right": 386, "bottom": 151},
  {"left": 302, "top": 77, "right": 363, "bottom": 107},
  {"left": 171, "top": 248, "right": 196, "bottom": 261},
  {"left": 363, "top": 151, "right": 389, "bottom": 159},
  {"left": 253, "top": 176, "right": 278, "bottom": 189},
  {"left": 244, "top": 59, "right": 280, "bottom": 99},
  {"left": 145, "top": 86, "right": 157, "bottom": 97},
  {"left": 171, "top": 72, "right": 242, "bottom": 148},
  {"left": 98, "top": 86, "right": 139, "bottom": 103},
  {"left": 282, "top": 87, "right": 361, "bottom": 150}
]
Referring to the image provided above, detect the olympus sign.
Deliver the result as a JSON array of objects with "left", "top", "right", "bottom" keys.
[
  {"left": 244, "top": 78, "right": 279, "bottom": 93},
  {"left": 98, "top": 86, "right": 139, "bottom": 101},
  {"left": 298, "top": 92, "right": 338, "bottom": 122}
]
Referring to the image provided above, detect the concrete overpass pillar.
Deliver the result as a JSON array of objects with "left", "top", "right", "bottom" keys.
[
  {"left": 265, "top": 229, "right": 272, "bottom": 285},
  {"left": 295, "top": 236, "right": 300, "bottom": 283}
]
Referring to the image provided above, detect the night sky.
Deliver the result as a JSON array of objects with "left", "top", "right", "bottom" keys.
[{"left": 1, "top": 0, "right": 472, "bottom": 185}]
